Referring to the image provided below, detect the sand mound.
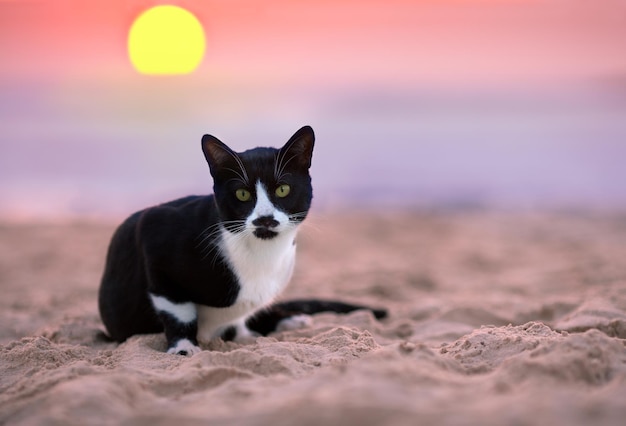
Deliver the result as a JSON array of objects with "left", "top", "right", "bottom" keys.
[{"left": 1, "top": 212, "right": 626, "bottom": 425}]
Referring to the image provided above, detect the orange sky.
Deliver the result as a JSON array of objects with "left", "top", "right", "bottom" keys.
[{"left": 1, "top": 0, "right": 625, "bottom": 88}]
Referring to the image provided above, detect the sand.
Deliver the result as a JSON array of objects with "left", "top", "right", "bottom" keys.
[{"left": 1, "top": 210, "right": 626, "bottom": 425}]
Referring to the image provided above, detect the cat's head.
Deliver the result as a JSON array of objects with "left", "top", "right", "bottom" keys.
[{"left": 201, "top": 126, "right": 314, "bottom": 240}]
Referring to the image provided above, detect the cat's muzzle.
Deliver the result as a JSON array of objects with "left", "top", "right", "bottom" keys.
[{"left": 252, "top": 216, "right": 279, "bottom": 240}]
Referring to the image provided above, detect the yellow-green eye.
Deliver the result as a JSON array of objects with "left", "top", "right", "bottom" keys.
[
  {"left": 275, "top": 184, "right": 291, "bottom": 198},
  {"left": 235, "top": 189, "right": 251, "bottom": 202}
]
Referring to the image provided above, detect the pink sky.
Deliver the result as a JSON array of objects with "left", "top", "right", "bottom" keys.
[{"left": 1, "top": 0, "right": 625, "bottom": 87}]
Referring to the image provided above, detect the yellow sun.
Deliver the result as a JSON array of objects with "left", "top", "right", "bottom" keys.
[{"left": 128, "top": 5, "right": 205, "bottom": 75}]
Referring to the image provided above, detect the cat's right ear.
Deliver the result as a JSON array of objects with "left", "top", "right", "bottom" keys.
[
  {"left": 201, "top": 135, "right": 236, "bottom": 176},
  {"left": 280, "top": 125, "right": 315, "bottom": 170}
]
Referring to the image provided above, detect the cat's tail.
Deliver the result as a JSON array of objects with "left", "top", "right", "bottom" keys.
[{"left": 245, "top": 299, "right": 388, "bottom": 336}]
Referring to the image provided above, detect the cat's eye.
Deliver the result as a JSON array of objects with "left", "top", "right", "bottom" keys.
[
  {"left": 235, "top": 189, "right": 251, "bottom": 202},
  {"left": 275, "top": 184, "right": 291, "bottom": 198}
]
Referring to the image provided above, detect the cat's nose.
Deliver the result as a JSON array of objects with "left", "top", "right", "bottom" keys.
[{"left": 252, "top": 216, "right": 279, "bottom": 229}]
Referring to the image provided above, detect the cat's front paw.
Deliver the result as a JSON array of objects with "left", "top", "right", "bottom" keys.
[
  {"left": 276, "top": 314, "right": 312, "bottom": 332},
  {"left": 167, "top": 338, "right": 202, "bottom": 356},
  {"left": 233, "top": 326, "right": 261, "bottom": 344}
]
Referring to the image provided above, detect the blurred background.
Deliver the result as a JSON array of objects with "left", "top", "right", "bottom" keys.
[{"left": 1, "top": 0, "right": 625, "bottom": 220}]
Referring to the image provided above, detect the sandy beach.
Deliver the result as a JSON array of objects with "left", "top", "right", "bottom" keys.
[{"left": 1, "top": 210, "right": 625, "bottom": 425}]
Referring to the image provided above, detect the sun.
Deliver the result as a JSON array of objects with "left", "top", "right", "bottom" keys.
[{"left": 128, "top": 5, "right": 205, "bottom": 75}]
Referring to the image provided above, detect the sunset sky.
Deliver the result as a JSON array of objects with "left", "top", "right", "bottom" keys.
[
  {"left": 1, "top": 0, "right": 626, "bottom": 218},
  {"left": 3, "top": 0, "right": 626, "bottom": 84}
]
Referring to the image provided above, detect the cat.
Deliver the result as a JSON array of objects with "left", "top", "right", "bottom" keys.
[{"left": 98, "top": 126, "right": 386, "bottom": 355}]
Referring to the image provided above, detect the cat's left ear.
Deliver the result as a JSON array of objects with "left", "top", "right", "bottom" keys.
[
  {"left": 280, "top": 125, "right": 315, "bottom": 170},
  {"left": 201, "top": 134, "right": 237, "bottom": 176}
]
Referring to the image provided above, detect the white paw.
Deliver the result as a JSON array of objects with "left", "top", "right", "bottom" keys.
[
  {"left": 166, "top": 338, "right": 202, "bottom": 356},
  {"left": 276, "top": 314, "right": 312, "bottom": 332},
  {"left": 233, "top": 324, "right": 261, "bottom": 344}
]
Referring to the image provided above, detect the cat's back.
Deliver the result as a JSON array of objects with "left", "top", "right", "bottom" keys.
[
  {"left": 143, "top": 194, "right": 217, "bottom": 224},
  {"left": 103, "top": 194, "right": 218, "bottom": 269},
  {"left": 120, "top": 194, "right": 217, "bottom": 233}
]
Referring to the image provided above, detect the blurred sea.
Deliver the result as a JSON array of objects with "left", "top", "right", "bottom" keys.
[{"left": 2, "top": 78, "right": 626, "bottom": 219}]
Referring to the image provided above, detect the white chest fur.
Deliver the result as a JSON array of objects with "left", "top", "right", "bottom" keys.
[
  {"left": 196, "top": 226, "right": 298, "bottom": 342},
  {"left": 220, "top": 226, "right": 297, "bottom": 304}
]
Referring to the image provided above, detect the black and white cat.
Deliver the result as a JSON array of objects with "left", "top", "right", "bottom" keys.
[{"left": 99, "top": 126, "right": 385, "bottom": 356}]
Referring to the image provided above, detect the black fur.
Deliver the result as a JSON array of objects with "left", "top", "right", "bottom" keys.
[
  {"left": 244, "top": 299, "right": 388, "bottom": 337},
  {"left": 99, "top": 195, "right": 241, "bottom": 344}
]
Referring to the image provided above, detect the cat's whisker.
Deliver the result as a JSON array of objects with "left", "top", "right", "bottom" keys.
[
  {"left": 288, "top": 211, "right": 308, "bottom": 217},
  {"left": 288, "top": 211, "right": 309, "bottom": 221},
  {"left": 224, "top": 169, "right": 248, "bottom": 186},
  {"left": 274, "top": 145, "right": 288, "bottom": 181},
  {"left": 196, "top": 222, "right": 222, "bottom": 240},
  {"left": 276, "top": 152, "right": 300, "bottom": 183},
  {"left": 274, "top": 142, "right": 299, "bottom": 182},
  {"left": 198, "top": 219, "right": 244, "bottom": 235},
  {"left": 196, "top": 223, "right": 228, "bottom": 247},
  {"left": 202, "top": 228, "right": 250, "bottom": 263},
  {"left": 289, "top": 211, "right": 323, "bottom": 234},
  {"left": 273, "top": 152, "right": 280, "bottom": 182},
  {"left": 227, "top": 150, "right": 250, "bottom": 185},
  {"left": 212, "top": 142, "right": 251, "bottom": 185},
  {"left": 294, "top": 220, "right": 321, "bottom": 234},
  {"left": 197, "top": 221, "right": 246, "bottom": 260}
]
